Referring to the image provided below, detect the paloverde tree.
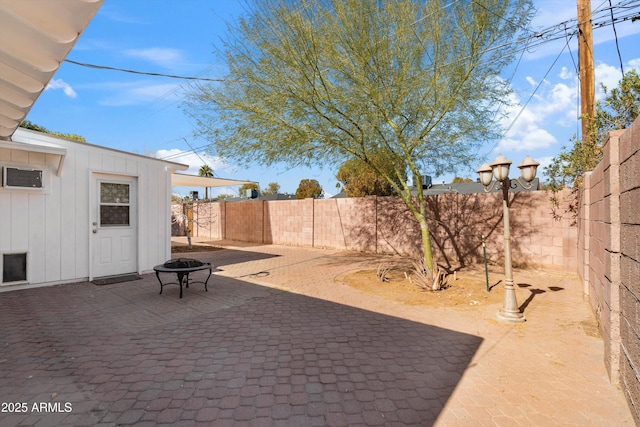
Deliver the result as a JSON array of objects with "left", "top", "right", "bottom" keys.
[{"left": 185, "top": 0, "right": 534, "bottom": 278}]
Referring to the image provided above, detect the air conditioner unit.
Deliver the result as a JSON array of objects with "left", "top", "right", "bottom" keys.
[
  {"left": 2, "top": 167, "right": 44, "bottom": 189},
  {"left": 244, "top": 189, "right": 258, "bottom": 199}
]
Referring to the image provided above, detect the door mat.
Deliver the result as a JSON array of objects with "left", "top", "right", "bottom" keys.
[{"left": 92, "top": 274, "right": 142, "bottom": 286}]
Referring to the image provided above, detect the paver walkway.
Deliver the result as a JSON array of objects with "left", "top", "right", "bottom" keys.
[{"left": 0, "top": 240, "right": 634, "bottom": 426}]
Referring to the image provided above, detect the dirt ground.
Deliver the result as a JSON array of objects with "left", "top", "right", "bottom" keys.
[
  {"left": 342, "top": 263, "right": 516, "bottom": 308},
  {"left": 171, "top": 243, "right": 550, "bottom": 312}
]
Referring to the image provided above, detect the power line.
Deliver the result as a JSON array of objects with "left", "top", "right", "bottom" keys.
[
  {"left": 609, "top": 0, "right": 626, "bottom": 76},
  {"left": 481, "top": 33, "right": 574, "bottom": 158},
  {"left": 65, "top": 2, "right": 639, "bottom": 165},
  {"left": 63, "top": 59, "right": 227, "bottom": 82},
  {"left": 63, "top": 4, "right": 638, "bottom": 84}
]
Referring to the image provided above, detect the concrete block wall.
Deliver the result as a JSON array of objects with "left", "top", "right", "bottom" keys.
[
  {"left": 578, "top": 117, "right": 639, "bottom": 424},
  {"left": 264, "top": 199, "right": 314, "bottom": 246},
  {"left": 618, "top": 118, "right": 640, "bottom": 424},
  {"left": 179, "top": 190, "right": 577, "bottom": 271},
  {"left": 312, "top": 197, "right": 377, "bottom": 252}
]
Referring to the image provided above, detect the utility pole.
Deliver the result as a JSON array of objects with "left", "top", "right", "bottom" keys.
[{"left": 577, "top": 0, "right": 595, "bottom": 142}]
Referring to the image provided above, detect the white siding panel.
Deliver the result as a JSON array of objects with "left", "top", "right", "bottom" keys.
[
  {"left": 45, "top": 153, "right": 61, "bottom": 281},
  {"left": 28, "top": 192, "right": 46, "bottom": 283},
  {"left": 114, "top": 156, "right": 126, "bottom": 173},
  {"left": 101, "top": 154, "right": 115, "bottom": 172},
  {"left": 10, "top": 193, "right": 29, "bottom": 250},
  {"left": 0, "top": 192, "right": 10, "bottom": 251},
  {"left": 75, "top": 149, "right": 91, "bottom": 278},
  {"left": 150, "top": 167, "right": 165, "bottom": 268},
  {"left": 28, "top": 151, "right": 46, "bottom": 165},
  {"left": 10, "top": 149, "right": 28, "bottom": 164},
  {"left": 59, "top": 149, "right": 77, "bottom": 280},
  {"left": 126, "top": 158, "right": 137, "bottom": 175},
  {"left": 138, "top": 163, "right": 151, "bottom": 270}
]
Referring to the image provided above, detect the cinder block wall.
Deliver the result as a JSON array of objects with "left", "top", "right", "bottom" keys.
[
  {"left": 180, "top": 190, "right": 577, "bottom": 271},
  {"left": 619, "top": 119, "right": 640, "bottom": 424},
  {"left": 578, "top": 117, "right": 640, "bottom": 424}
]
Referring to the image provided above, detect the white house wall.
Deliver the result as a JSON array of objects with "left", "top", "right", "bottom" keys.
[{"left": 0, "top": 129, "right": 181, "bottom": 286}]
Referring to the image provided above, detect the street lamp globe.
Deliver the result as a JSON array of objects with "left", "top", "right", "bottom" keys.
[
  {"left": 490, "top": 154, "right": 512, "bottom": 182},
  {"left": 518, "top": 156, "right": 540, "bottom": 183},
  {"left": 476, "top": 163, "right": 493, "bottom": 186}
]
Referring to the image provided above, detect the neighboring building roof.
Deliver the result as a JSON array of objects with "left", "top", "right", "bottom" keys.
[
  {"left": 331, "top": 179, "right": 541, "bottom": 198},
  {"left": 420, "top": 178, "right": 540, "bottom": 195},
  {"left": 0, "top": 0, "right": 104, "bottom": 139},
  {"left": 332, "top": 178, "right": 540, "bottom": 199}
]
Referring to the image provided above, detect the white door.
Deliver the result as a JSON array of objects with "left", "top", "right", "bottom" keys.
[{"left": 91, "top": 174, "right": 138, "bottom": 278}]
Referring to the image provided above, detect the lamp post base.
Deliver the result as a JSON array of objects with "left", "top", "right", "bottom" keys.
[{"left": 496, "top": 308, "right": 526, "bottom": 323}]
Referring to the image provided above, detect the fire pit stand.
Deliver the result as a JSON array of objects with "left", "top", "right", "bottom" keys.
[{"left": 153, "top": 258, "right": 213, "bottom": 298}]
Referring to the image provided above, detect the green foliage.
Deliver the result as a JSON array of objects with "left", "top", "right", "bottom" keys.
[
  {"left": 593, "top": 69, "right": 640, "bottom": 142},
  {"left": 198, "top": 165, "right": 214, "bottom": 198},
  {"left": 198, "top": 165, "right": 214, "bottom": 177},
  {"left": 262, "top": 182, "right": 281, "bottom": 196},
  {"left": 185, "top": 0, "right": 534, "bottom": 270},
  {"left": 545, "top": 70, "right": 640, "bottom": 219},
  {"left": 216, "top": 193, "right": 235, "bottom": 200},
  {"left": 337, "top": 151, "right": 406, "bottom": 197},
  {"left": 451, "top": 177, "right": 473, "bottom": 183},
  {"left": 20, "top": 120, "right": 86, "bottom": 142},
  {"left": 295, "top": 179, "right": 324, "bottom": 199}
]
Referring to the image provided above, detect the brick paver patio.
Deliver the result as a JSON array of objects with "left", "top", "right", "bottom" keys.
[{"left": 0, "top": 240, "right": 634, "bottom": 426}]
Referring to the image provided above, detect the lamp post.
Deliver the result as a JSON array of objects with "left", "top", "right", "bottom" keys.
[{"left": 477, "top": 155, "right": 539, "bottom": 323}]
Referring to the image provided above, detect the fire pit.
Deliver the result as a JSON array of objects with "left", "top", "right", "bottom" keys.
[{"left": 153, "top": 258, "right": 213, "bottom": 298}]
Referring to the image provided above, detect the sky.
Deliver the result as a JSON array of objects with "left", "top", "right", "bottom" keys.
[{"left": 26, "top": 0, "right": 640, "bottom": 198}]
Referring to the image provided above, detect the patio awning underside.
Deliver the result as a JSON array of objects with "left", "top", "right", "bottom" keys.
[
  {"left": 171, "top": 173, "right": 255, "bottom": 188},
  {"left": 0, "top": 0, "right": 104, "bottom": 139}
]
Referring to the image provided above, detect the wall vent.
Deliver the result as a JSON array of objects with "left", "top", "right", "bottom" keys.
[
  {"left": 2, "top": 166, "right": 43, "bottom": 188},
  {"left": 2, "top": 253, "right": 27, "bottom": 283}
]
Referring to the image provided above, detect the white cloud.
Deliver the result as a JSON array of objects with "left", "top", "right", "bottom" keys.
[
  {"left": 595, "top": 62, "right": 623, "bottom": 100},
  {"left": 593, "top": 58, "right": 639, "bottom": 100},
  {"left": 97, "top": 81, "right": 183, "bottom": 106},
  {"left": 45, "top": 79, "right": 77, "bottom": 98},
  {"left": 155, "top": 149, "right": 228, "bottom": 175},
  {"left": 558, "top": 66, "right": 573, "bottom": 80},
  {"left": 123, "top": 47, "right": 185, "bottom": 69},
  {"left": 494, "top": 78, "right": 577, "bottom": 152}
]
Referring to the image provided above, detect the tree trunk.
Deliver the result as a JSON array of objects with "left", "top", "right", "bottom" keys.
[{"left": 417, "top": 214, "right": 435, "bottom": 274}]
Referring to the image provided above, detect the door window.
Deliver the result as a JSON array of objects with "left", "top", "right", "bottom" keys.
[{"left": 100, "top": 182, "right": 130, "bottom": 226}]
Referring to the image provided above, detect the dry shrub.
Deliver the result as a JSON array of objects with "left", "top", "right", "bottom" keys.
[
  {"left": 411, "top": 258, "right": 447, "bottom": 291},
  {"left": 376, "top": 263, "right": 392, "bottom": 282}
]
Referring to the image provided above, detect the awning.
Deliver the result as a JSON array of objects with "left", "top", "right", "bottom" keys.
[
  {"left": 0, "top": 0, "right": 104, "bottom": 138},
  {"left": 0, "top": 139, "right": 66, "bottom": 176},
  {"left": 171, "top": 173, "right": 255, "bottom": 188}
]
